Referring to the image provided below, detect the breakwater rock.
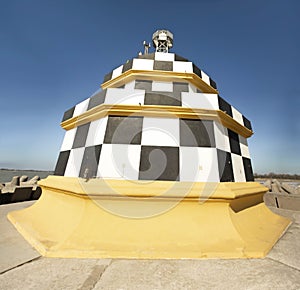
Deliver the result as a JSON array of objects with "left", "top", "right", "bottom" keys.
[
  {"left": 263, "top": 179, "right": 300, "bottom": 211},
  {"left": 0, "top": 175, "right": 41, "bottom": 205}
]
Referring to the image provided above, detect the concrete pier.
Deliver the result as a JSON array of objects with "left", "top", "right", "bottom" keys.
[{"left": 1, "top": 201, "right": 300, "bottom": 289}]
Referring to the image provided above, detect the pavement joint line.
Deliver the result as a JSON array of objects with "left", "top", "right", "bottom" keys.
[
  {"left": 0, "top": 256, "right": 42, "bottom": 275},
  {"left": 78, "top": 259, "right": 114, "bottom": 290},
  {"left": 266, "top": 257, "right": 300, "bottom": 273}
]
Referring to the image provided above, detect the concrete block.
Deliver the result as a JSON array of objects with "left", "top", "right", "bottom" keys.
[
  {"left": 4, "top": 176, "right": 19, "bottom": 187},
  {"left": 264, "top": 193, "right": 300, "bottom": 211},
  {"left": 31, "top": 187, "right": 42, "bottom": 200},
  {"left": 11, "top": 187, "right": 33, "bottom": 203},
  {"left": 0, "top": 192, "right": 13, "bottom": 205},
  {"left": 281, "top": 182, "right": 296, "bottom": 194}
]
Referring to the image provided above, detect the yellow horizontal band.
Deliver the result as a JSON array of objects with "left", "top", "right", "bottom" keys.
[
  {"left": 60, "top": 104, "right": 253, "bottom": 138},
  {"left": 38, "top": 176, "right": 266, "bottom": 200},
  {"left": 101, "top": 69, "right": 219, "bottom": 94}
]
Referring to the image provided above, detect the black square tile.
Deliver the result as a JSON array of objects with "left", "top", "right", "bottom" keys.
[
  {"left": 62, "top": 106, "right": 75, "bottom": 122},
  {"left": 217, "top": 149, "right": 234, "bottom": 182},
  {"left": 175, "top": 54, "right": 189, "bottom": 62},
  {"left": 243, "top": 157, "right": 254, "bottom": 181},
  {"left": 153, "top": 61, "right": 173, "bottom": 71},
  {"left": 243, "top": 115, "right": 252, "bottom": 131},
  {"left": 122, "top": 59, "right": 133, "bottom": 73},
  {"left": 87, "top": 90, "right": 107, "bottom": 110},
  {"left": 144, "top": 92, "right": 181, "bottom": 106},
  {"left": 193, "top": 64, "right": 202, "bottom": 78},
  {"left": 173, "top": 82, "right": 189, "bottom": 93},
  {"left": 218, "top": 96, "right": 233, "bottom": 117},
  {"left": 79, "top": 145, "right": 102, "bottom": 178},
  {"left": 180, "top": 119, "right": 215, "bottom": 147},
  {"left": 54, "top": 150, "right": 70, "bottom": 176},
  {"left": 228, "top": 129, "right": 241, "bottom": 155},
  {"left": 104, "top": 116, "right": 143, "bottom": 144},
  {"left": 103, "top": 71, "right": 113, "bottom": 83},
  {"left": 134, "top": 80, "right": 152, "bottom": 91},
  {"left": 139, "top": 146, "right": 179, "bottom": 181},
  {"left": 72, "top": 123, "right": 90, "bottom": 149},
  {"left": 209, "top": 78, "right": 217, "bottom": 89}
]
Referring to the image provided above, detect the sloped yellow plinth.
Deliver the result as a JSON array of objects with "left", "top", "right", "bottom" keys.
[{"left": 8, "top": 176, "right": 290, "bottom": 259}]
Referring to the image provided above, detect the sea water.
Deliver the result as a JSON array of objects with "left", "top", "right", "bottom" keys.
[{"left": 0, "top": 169, "right": 53, "bottom": 183}]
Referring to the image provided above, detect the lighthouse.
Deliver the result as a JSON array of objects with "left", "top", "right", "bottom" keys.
[
  {"left": 8, "top": 30, "right": 290, "bottom": 259},
  {"left": 55, "top": 29, "right": 253, "bottom": 184}
]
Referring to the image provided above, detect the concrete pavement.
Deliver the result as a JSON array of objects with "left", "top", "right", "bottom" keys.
[
  {"left": 1, "top": 201, "right": 299, "bottom": 290},
  {"left": 0, "top": 201, "right": 40, "bottom": 274}
]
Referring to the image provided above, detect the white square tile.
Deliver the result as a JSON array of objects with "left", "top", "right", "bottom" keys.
[
  {"left": 60, "top": 128, "right": 77, "bottom": 151},
  {"left": 154, "top": 52, "right": 175, "bottom": 61},
  {"left": 85, "top": 117, "right": 108, "bottom": 147},
  {"left": 240, "top": 143, "right": 250, "bottom": 158},
  {"left": 112, "top": 65, "right": 123, "bottom": 79},
  {"left": 105, "top": 88, "right": 145, "bottom": 105},
  {"left": 64, "top": 147, "right": 85, "bottom": 177},
  {"left": 232, "top": 106, "right": 244, "bottom": 125},
  {"left": 239, "top": 136, "right": 250, "bottom": 158},
  {"left": 188, "top": 83, "right": 197, "bottom": 93},
  {"left": 181, "top": 92, "right": 219, "bottom": 110},
  {"left": 180, "top": 147, "right": 219, "bottom": 182},
  {"left": 125, "top": 80, "right": 136, "bottom": 90},
  {"left": 214, "top": 122, "right": 231, "bottom": 152},
  {"left": 152, "top": 81, "right": 173, "bottom": 92},
  {"left": 231, "top": 153, "right": 246, "bottom": 182},
  {"left": 132, "top": 59, "right": 154, "bottom": 70},
  {"left": 201, "top": 70, "right": 210, "bottom": 85},
  {"left": 173, "top": 61, "right": 193, "bottom": 73},
  {"left": 141, "top": 117, "right": 180, "bottom": 146},
  {"left": 97, "top": 144, "right": 141, "bottom": 180},
  {"left": 73, "top": 99, "right": 89, "bottom": 117}
]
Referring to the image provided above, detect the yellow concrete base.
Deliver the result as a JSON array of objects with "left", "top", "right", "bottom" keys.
[{"left": 8, "top": 176, "right": 290, "bottom": 259}]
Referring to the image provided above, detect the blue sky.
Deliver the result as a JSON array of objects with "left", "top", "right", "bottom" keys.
[{"left": 0, "top": 0, "right": 299, "bottom": 174}]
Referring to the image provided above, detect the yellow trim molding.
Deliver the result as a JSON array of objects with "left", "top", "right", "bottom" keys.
[
  {"left": 101, "top": 69, "right": 219, "bottom": 94},
  {"left": 61, "top": 104, "right": 253, "bottom": 138},
  {"left": 8, "top": 176, "right": 290, "bottom": 259}
]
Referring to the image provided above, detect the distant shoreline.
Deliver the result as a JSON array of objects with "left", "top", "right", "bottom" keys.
[
  {"left": 1, "top": 169, "right": 299, "bottom": 183},
  {"left": 0, "top": 168, "right": 53, "bottom": 172}
]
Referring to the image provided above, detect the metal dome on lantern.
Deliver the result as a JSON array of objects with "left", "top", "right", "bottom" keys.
[{"left": 152, "top": 29, "right": 173, "bottom": 53}]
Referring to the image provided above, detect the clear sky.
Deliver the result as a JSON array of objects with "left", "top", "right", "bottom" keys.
[{"left": 0, "top": 0, "right": 299, "bottom": 174}]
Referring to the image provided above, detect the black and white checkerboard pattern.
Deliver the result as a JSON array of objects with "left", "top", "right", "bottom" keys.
[
  {"left": 55, "top": 115, "right": 254, "bottom": 182},
  {"left": 102, "top": 52, "right": 217, "bottom": 90},
  {"left": 57, "top": 52, "right": 254, "bottom": 182},
  {"left": 62, "top": 80, "right": 252, "bottom": 131}
]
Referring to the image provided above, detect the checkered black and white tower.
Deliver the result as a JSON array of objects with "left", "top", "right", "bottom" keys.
[
  {"left": 54, "top": 29, "right": 254, "bottom": 184},
  {"left": 11, "top": 29, "right": 290, "bottom": 260}
]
